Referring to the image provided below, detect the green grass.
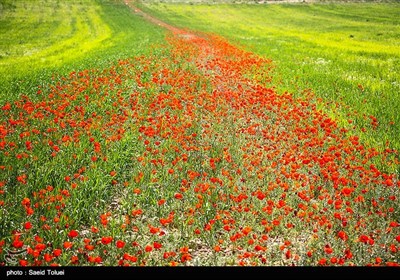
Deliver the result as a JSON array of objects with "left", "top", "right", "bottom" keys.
[
  {"left": 0, "top": 0, "right": 166, "bottom": 104},
  {"left": 140, "top": 1, "right": 400, "bottom": 174}
]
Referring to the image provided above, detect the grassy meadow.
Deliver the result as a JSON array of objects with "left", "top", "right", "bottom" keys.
[
  {"left": 0, "top": 0, "right": 399, "bottom": 267},
  {"left": 141, "top": 1, "right": 400, "bottom": 173},
  {"left": 0, "top": 0, "right": 166, "bottom": 104}
]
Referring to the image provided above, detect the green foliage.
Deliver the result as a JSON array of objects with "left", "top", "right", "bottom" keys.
[{"left": 0, "top": 0, "right": 165, "bottom": 104}]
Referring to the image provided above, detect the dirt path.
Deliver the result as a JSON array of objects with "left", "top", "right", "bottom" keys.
[
  {"left": 125, "top": 1, "right": 189, "bottom": 34},
  {"left": 124, "top": 1, "right": 271, "bottom": 88}
]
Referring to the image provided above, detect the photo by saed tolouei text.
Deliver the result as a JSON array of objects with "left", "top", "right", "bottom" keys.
[{"left": 6, "top": 269, "right": 65, "bottom": 276}]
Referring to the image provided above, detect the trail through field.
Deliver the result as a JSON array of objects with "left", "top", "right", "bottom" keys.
[{"left": 117, "top": 2, "right": 399, "bottom": 265}]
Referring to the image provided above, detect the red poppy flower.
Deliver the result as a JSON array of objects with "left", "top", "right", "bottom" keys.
[
  {"left": 116, "top": 240, "right": 126, "bottom": 249},
  {"left": 149, "top": 226, "right": 160, "bottom": 234},
  {"left": 24, "top": 222, "right": 32, "bottom": 230},
  {"left": 63, "top": 242, "right": 73, "bottom": 249},
  {"left": 133, "top": 188, "right": 141, "bottom": 194},
  {"left": 255, "top": 245, "right": 266, "bottom": 252},
  {"left": 318, "top": 258, "right": 327, "bottom": 266},
  {"left": 390, "top": 221, "right": 399, "bottom": 227},
  {"left": 181, "top": 253, "right": 192, "bottom": 263},
  {"left": 85, "top": 244, "right": 94, "bottom": 251},
  {"left": 12, "top": 239, "right": 24, "bottom": 249},
  {"left": 68, "top": 230, "right": 79, "bottom": 238},
  {"left": 359, "top": 235, "right": 370, "bottom": 244},
  {"left": 123, "top": 253, "right": 137, "bottom": 262},
  {"left": 21, "top": 197, "right": 30, "bottom": 206},
  {"left": 2, "top": 103, "right": 11, "bottom": 110},
  {"left": 174, "top": 193, "right": 183, "bottom": 199},
  {"left": 145, "top": 245, "right": 153, "bottom": 252},
  {"left": 324, "top": 245, "right": 333, "bottom": 254},
  {"left": 153, "top": 242, "right": 162, "bottom": 249},
  {"left": 71, "top": 256, "right": 79, "bottom": 264},
  {"left": 101, "top": 236, "right": 113, "bottom": 245},
  {"left": 44, "top": 253, "right": 53, "bottom": 262},
  {"left": 158, "top": 199, "right": 166, "bottom": 206},
  {"left": 242, "top": 226, "right": 252, "bottom": 235},
  {"left": 53, "top": 249, "right": 62, "bottom": 257},
  {"left": 337, "top": 231, "right": 348, "bottom": 241}
]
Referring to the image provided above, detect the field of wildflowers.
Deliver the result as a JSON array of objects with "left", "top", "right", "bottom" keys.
[{"left": 0, "top": 1, "right": 399, "bottom": 267}]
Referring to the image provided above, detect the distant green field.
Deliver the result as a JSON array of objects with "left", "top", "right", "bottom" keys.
[
  {"left": 0, "top": 0, "right": 165, "bottom": 103},
  {"left": 141, "top": 1, "right": 400, "bottom": 173}
]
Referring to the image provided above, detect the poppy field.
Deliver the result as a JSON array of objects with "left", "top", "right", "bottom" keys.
[{"left": 0, "top": 0, "right": 399, "bottom": 266}]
